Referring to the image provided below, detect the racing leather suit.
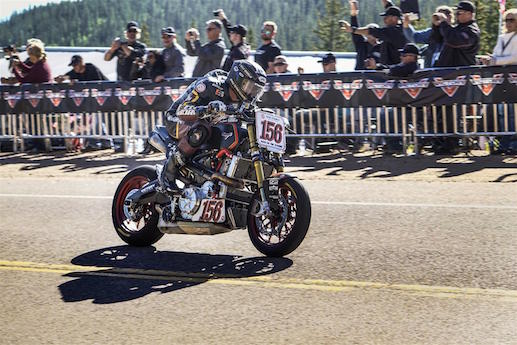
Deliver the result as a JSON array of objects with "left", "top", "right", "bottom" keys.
[{"left": 161, "top": 69, "right": 238, "bottom": 190}]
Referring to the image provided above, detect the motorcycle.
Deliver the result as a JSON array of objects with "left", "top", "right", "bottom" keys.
[{"left": 112, "top": 105, "right": 311, "bottom": 257}]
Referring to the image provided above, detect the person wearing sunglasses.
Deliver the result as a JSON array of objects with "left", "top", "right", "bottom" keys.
[
  {"left": 104, "top": 21, "right": 147, "bottom": 81},
  {"left": 481, "top": 9, "right": 517, "bottom": 154},
  {"left": 433, "top": 1, "right": 480, "bottom": 67},
  {"left": 186, "top": 19, "right": 226, "bottom": 77},
  {"left": 255, "top": 21, "right": 282, "bottom": 74},
  {"left": 481, "top": 9, "right": 517, "bottom": 66},
  {"left": 160, "top": 26, "right": 186, "bottom": 79}
]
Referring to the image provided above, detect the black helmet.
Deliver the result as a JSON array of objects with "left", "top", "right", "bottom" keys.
[{"left": 227, "top": 60, "right": 267, "bottom": 103}]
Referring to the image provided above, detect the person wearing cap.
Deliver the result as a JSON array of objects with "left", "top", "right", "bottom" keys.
[
  {"left": 402, "top": 6, "right": 454, "bottom": 68},
  {"left": 255, "top": 21, "right": 282, "bottom": 74},
  {"left": 342, "top": 4, "right": 407, "bottom": 66},
  {"left": 55, "top": 55, "right": 107, "bottom": 83},
  {"left": 104, "top": 21, "right": 147, "bottom": 81},
  {"left": 433, "top": 1, "right": 480, "bottom": 67},
  {"left": 273, "top": 55, "right": 291, "bottom": 74},
  {"left": 160, "top": 26, "right": 186, "bottom": 79},
  {"left": 215, "top": 10, "right": 251, "bottom": 71},
  {"left": 185, "top": 19, "right": 226, "bottom": 78},
  {"left": 318, "top": 53, "right": 337, "bottom": 73},
  {"left": 341, "top": 0, "right": 381, "bottom": 70},
  {"left": 371, "top": 43, "right": 419, "bottom": 77}
]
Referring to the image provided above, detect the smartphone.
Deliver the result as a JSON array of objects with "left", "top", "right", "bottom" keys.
[
  {"left": 213, "top": 9, "right": 221, "bottom": 17},
  {"left": 339, "top": 20, "right": 347, "bottom": 28},
  {"left": 405, "top": 12, "right": 420, "bottom": 21}
]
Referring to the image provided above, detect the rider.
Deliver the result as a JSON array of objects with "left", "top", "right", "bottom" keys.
[{"left": 160, "top": 60, "right": 267, "bottom": 192}]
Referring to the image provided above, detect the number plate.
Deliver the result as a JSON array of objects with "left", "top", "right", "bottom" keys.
[
  {"left": 256, "top": 111, "right": 286, "bottom": 153},
  {"left": 192, "top": 199, "right": 226, "bottom": 223}
]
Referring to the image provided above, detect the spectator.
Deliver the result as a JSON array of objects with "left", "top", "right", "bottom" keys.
[
  {"left": 297, "top": 67, "right": 305, "bottom": 74},
  {"left": 318, "top": 53, "right": 337, "bottom": 73},
  {"left": 185, "top": 19, "right": 226, "bottom": 77},
  {"left": 255, "top": 21, "right": 282, "bottom": 74},
  {"left": 369, "top": 43, "right": 419, "bottom": 77},
  {"left": 131, "top": 50, "right": 166, "bottom": 82},
  {"left": 10, "top": 41, "right": 52, "bottom": 152},
  {"left": 12, "top": 42, "right": 51, "bottom": 84},
  {"left": 0, "top": 45, "right": 20, "bottom": 84},
  {"left": 342, "top": 0, "right": 381, "bottom": 70},
  {"left": 216, "top": 10, "right": 251, "bottom": 71},
  {"left": 482, "top": 9, "right": 517, "bottom": 154},
  {"left": 55, "top": 55, "right": 107, "bottom": 83},
  {"left": 104, "top": 21, "right": 147, "bottom": 81},
  {"left": 160, "top": 27, "right": 186, "bottom": 79},
  {"left": 402, "top": 6, "right": 453, "bottom": 68},
  {"left": 343, "top": 5, "right": 407, "bottom": 66},
  {"left": 273, "top": 55, "right": 291, "bottom": 73},
  {"left": 434, "top": 1, "right": 480, "bottom": 67},
  {"left": 482, "top": 9, "right": 517, "bottom": 66}
]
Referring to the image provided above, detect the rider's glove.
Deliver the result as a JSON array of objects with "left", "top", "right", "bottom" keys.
[{"left": 206, "top": 101, "right": 227, "bottom": 124}]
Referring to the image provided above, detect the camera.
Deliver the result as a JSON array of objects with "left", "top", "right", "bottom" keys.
[
  {"left": 213, "top": 9, "right": 222, "bottom": 17},
  {"left": 3, "top": 44, "right": 16, "bottom": 53},
  {"left": 338, "top": 20, "right": 347, "bottom": 28},
  {"left": 5, "top": 55, "right": 19, "bottom": 61}
]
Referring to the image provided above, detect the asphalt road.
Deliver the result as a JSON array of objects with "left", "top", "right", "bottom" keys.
[{"left": 1, "top": 176, "right": 517, "bottom": 345}]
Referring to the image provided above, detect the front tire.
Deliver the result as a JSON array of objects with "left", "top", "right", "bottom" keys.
[
  {"left": 247, "top": 176, "right": 311, "bottom": 257},
  {"left": 112, "top": 166, "right": 163, "bottom": 246}
]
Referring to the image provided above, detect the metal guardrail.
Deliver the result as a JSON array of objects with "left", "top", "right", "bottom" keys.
[{"left": 2, "top": 102, "right": 516, "bottom": 154}]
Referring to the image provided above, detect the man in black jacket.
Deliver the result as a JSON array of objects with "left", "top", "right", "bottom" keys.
[
  {"left": 369, "top": 43, "right": 419, "bottom": 77},
  {"left": 341, "top": 0, "right": 381, "bottom": 70},
  {"left": 186, "top": 20, "right": 226, "bottom": 77},
  {"left": 434, "top": 1, "right": 480, "bottom": 67},
  {"left": 104, "top": 21, "right": 147, "bottom": 81},
  {"left": 342, "top": 5, "right": 407, "bottom": 66},
  {"left": 55, "top": 55, "right": 107, "bottom": 83},
  {"left": 216, "top": 10, "right": 251, "bottom": 71}
]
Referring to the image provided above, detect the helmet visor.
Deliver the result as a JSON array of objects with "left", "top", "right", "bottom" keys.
[{"left": 240, "top": 79, "right": 265, "bottom": 101}]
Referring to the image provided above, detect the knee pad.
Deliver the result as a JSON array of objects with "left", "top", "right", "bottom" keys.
[{"left": 187, "top": 124, "right": 210, "bottom": 148}]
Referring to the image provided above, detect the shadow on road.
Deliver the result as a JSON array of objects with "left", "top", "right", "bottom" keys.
[
  {"left": 287, "top": 152, "right": 517, "bottom": 181},
  {"left": 2, "top": 150, "right": 517, "bottom": 181},
  {"left": 58, "top": 245, "right": 292, "bottom": 304}
]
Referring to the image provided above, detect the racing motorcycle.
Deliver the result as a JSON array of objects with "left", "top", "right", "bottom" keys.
[{"left": 112, "top": 105, "right": 311, "bottom": 257}]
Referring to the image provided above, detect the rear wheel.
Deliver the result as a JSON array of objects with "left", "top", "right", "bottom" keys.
[
  {"left": 247, "top": 176, "right": 311, "bottom": 257},
  {"left": 112, "top": 166, "right": 163, "bottom": 246}
]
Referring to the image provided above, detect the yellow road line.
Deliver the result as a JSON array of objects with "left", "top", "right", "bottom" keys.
[{"left": 1, "top": 260, "right": 517, "bottom": 301}]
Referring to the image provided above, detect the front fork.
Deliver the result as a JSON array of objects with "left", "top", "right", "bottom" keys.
[{"left": 247, "top": 123, "right": 274, "bottom": 217}]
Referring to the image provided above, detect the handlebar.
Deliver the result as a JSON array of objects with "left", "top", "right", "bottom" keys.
[{"left": 195, "top": 104, "right": 256, "bottom": 122}]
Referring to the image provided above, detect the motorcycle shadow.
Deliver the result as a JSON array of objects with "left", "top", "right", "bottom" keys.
[{"left": 58, "top": 245, "right": 293, "bottom": 304}]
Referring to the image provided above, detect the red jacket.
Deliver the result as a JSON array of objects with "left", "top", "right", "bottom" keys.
[{"left": 14, "top": 59, "right": 52, "bottom": 84}]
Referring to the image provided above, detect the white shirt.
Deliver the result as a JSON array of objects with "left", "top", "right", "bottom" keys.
[{"left": 491, "top": 32, "right": 517, "bottom": 65}]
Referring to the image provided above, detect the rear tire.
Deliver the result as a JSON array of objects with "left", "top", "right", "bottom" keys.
[
  {"left": 112, "top": 166, "right": 163, "bottom": 246},
  {"left": 247, "top": 176, "right": 311, "bottom": 257}
]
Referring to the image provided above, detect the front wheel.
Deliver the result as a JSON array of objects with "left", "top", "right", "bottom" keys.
[
  {"left": 112, "top": 165, "right": 163, "bottom": 246},
  {"left": 247, "top": 176, "right": 311, "bottom": 257}
]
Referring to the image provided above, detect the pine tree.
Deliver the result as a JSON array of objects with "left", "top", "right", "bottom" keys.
[
  {"left": 247, "top": 27, "right": 255, "bottom": 50},
  {"left": 313, "top": 0, "right": 352, "bottom": 52},
  {"left": 140, "top": 23, "right": 152, "bottom": 46},
  {"left": 474, "top": 0, "right": 501, "bottom": 54}
]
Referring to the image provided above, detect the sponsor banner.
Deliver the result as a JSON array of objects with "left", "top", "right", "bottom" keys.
[{"left": 0, "top": 66, "right": 516, "bottom": 114}]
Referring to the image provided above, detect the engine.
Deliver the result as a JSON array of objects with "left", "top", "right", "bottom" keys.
[{"left": 178, "top": 181, "right": 216, "bottom": 220}]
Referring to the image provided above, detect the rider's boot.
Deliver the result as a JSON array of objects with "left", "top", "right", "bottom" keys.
[{"left": 157, "top": 145, "right": 186, "bottom": 193}]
